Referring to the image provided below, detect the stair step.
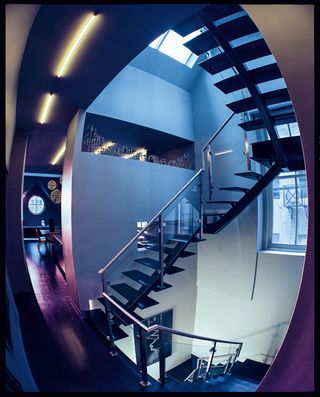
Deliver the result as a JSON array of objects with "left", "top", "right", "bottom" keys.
[
  {"left": 97, "top": 296, "right": 143, "bottom": 325},
  {"left": 238, "top": 111, "right": 296, "bottom": 131},
  {"left": 110, "top": 283, "right": 159, "bottom": 310},
  {"left": 134, "top": 257, "right": 159, "bottom": 270},
  {"left": 227, "top": 88, "right": 290, "bottom": 113},
  {"left": 214, "top": 63, "right": 282, "bottom": 94},
  {"left": 199, "top": 38, "right": 271, "bottom": 75},
  {"left": 168, "top": 236, "right": 190, "bottom": 243},
  {"left": 110, "top": 283, "right": 141, "bottom": 301},
  {"left": 234, "top": 171, "right": 262, "bottom": 180},
  {"left": 183, "top": 30, "right": 219, "bottom": 55},
  {"left": 84, "top": 308, "right": 128, "bottom": 341},
  {"left": 218, "top": 15, "right": 258, "bottom": 42},
  {"left": 251, "top": 135, "right": 304, "bottom": 171},
  {"left": 207, "top": 200, "right": 237, "bottom": 205},
  {"left": 220, "top": 186, "right": 250, "bottom": 193},
  {"left": 165, "top": 265, "right": 185, "bottom": 275},
  {"left": 173, "top": 4, "right": 242, "bottom": 37},
  {"left": 250, "top": 156, "right": 275, "bottom": 167},
  {"left": 122, "top": 270, "right": 155, "bottom": 287}
]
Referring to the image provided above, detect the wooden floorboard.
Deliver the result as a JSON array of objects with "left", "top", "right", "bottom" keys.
[{"left": 18, "top": 242, "right": 169, "bottom": 392}]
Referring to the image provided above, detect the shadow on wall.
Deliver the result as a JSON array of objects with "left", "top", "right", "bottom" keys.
[{"left": 236, "top": 322, "right": 289, "bottom": 363}]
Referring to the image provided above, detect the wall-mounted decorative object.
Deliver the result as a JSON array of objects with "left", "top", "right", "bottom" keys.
[
  {"left": 50, "top": 189, "right": 61, "bottom": 204},
  {"left": 134, "top": 309, "right": 173, "bottom": 367},
  {"left": 82, "top": 113, "right": 195, "bottom": 170},
  {"left": 47, "top": 179, "right": 57, "bottom": 190}
]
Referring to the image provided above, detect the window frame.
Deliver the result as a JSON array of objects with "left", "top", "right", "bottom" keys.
[
  {"left": 28, "top": 195, "right": 45, "bottom": 215},
  {"left": 264, "top": 171, "right": 308, "bottom": 252}
]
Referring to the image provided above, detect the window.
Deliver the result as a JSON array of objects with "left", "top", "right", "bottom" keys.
[
  {"left": 265, "top": 171, "right": 308, "bottom": 251},
  {"left": 149, "top": 30, "right": 198, "bottom": 68},
  {"left": 28, "top": 195, "right": 45, "bottom": 215},
  {"left": 276, "top": 122, "right": 300, "bottom": 138}
]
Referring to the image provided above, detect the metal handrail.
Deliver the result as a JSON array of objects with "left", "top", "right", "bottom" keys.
[
  {"left": 98, "top": 168, "right": 204, "bottom": 274},
  {"left": 102, "top": 292, "right": 242, "bottom": 347},
  {"left": 202, "top": 112, "right": 235, "bottom": 153}
]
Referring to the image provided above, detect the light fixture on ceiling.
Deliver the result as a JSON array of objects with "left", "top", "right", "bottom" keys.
[
  {"left": 39, "top": 93, "right": 54, "bottom": 124},
  {"left": 56, "top": 13, "right": 98, "bottom": 78},
  {"left": 51, "top": 141, "right": 66, "bottom": 165},
  {"left": 213, "top": 149, "right": 233, "bottom": 156}
]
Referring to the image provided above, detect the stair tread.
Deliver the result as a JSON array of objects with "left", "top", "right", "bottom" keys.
[
  {"left": 183, "top": 30, "right": 219, "bottom": 55},
  {"left": 226, "top": 88, "right": 290, "bottom": 113},
  {"left": 199, "top": 38, "right": 271, "bottom": 75},
  {"left": 165, "top": 265, "right": 185, "bottom": 275},
  {"left": 110, "top": 283, "right": 159, "bottom": 310},
  {"left": 122, "top": 269, "right": 155, "bottom": 287},
  {"left": 251, "top": 156, "right": 275, "bottom": 167},
  {"left": 234, "top": 171, "right": 262, "bottom": 180},
  {"left": 134, "top": 257, "right": 159, "bottom": 269},
  {"left": 97, "top": 296, "right": 144, "bottom": 325},
  {"left": 173, "top": 4, "right": 242, "bottom": 37},
  {"left": 84, "top": 308, "right": 128, "bottom": 341},
  {"left": 110, "top": 283, "right": 141, "bottom": 301},
  {"left": 218, "top": 15, "right": 258, "bottom": 42},
  {"left": 238, "top": 111, "right": 296, "bottom": 131},
  {"left": 207, "top": 200, "right": 237, "bottom": 205},
  {"left": 214, "top": 63, "right": 282, "bottom": 94},
  {"left": 220, "top": 186, "right": 250, "bottom": 193}
]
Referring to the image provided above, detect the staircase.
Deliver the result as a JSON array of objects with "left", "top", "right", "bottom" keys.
[{"left": 84, "top": 3, "right": 305, "bottom": 391}]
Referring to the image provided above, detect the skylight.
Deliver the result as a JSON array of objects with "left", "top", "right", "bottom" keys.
[{"left": 149, "top": 30, "right": 198, "bottom": 68}]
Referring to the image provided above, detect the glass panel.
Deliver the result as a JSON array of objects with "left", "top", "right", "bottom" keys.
[
  {"left": 270, "top": 172, "right": 308, "bottom": 248},
  {"left": 296, "top": 173, "right": 308, "bottom": 246},
  {"left": 276, "top": 124, "right": 290, "bottom": 138},
  {"left": 104, "top": 173, "right": 202, "bottom": 310},
  {"left": 271, "top": 175, "right": 296, "bottom": 245},
  {"left": 289, "top": 122, "right": 300, "bottom": 136}
]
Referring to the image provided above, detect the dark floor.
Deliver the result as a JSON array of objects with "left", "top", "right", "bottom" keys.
[{"left": 19, "top": 242, "right": 168, "bottom": 392}]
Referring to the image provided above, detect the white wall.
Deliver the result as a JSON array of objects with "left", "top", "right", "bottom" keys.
[
  {"left": 88, "top": 65, "right": 194, "bottom": 141},
  {"left": 65, "top": 109, "right": 196, "bottom": 310},
  {"left": 192, "top": 159, "right": 304, "bottom": 361}
]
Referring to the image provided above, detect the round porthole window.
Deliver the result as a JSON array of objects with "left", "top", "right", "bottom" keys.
[{"left": 28, "top": 195, "right": 45, "bottom": 215}]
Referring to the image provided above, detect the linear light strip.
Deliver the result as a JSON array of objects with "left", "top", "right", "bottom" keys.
[
  {"left": 40, "top": 93, "right": 54, "bottom": 124},
  {"left": 51, "top": 142, "right": 66, "bottom": 165},
  {"left": 57, "top": 14, "right": 97, "bottom": 77},
  {"left": 213, "top": 150, "right": 233, "bottom": 156}
]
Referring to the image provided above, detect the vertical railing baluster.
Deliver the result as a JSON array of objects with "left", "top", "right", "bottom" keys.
[
  {"left": 207, "top": 146, "right": 213, "bottom": 201},
  {"left": 158, "top": 214, "right": 164, "bottom": 290},
  {"left": 103, "top": 277, "right": 118, "bottom": 357},
  {"left": 199, "top": 171, "right": 204, "bottom": 240},
  {"left": 159, "top": 330, "right": 166, "bottom": 385},
  {"left": 205, "top": 341, "right": 216, "bottom": 380},
  {"left": 139, "top": 328, "right": 150, "bottom": 387}
]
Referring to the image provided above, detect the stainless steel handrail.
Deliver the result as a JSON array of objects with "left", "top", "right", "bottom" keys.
[
  {"left": 99, "top": 168, "right": 204, "bottom": 274},
  {"left": 202, "top": 112, "right": 235, "bottom": 153},
  {"left": 102, "top": 292, "right": 242, "bottom": 347}
]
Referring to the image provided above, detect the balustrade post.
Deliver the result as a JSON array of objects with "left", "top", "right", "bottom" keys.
[
  {"left": 139, "top": 328, "right": 150, "bottom": 387},
  {"left": 103, "top": 276, "right": 118, "bottom": 357},
  {"left": 158, "top": 214, "right": 164, "bottom": 290},
  {"left": 199, "top": 171, "right": 204, "bottom": 240},
  {"left": 207, "top": 146, "right": 213, "bottom": 201},
  {"left": 205, "top": 342, "right": 216, "bottom": 381},
  {"left": 159, "top": 330, "right": 166, "bottom": 385}
]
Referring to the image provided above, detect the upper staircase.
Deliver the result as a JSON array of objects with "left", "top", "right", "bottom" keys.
[{"left": 84, "top": 3, "right": 305, "bottom": 391}]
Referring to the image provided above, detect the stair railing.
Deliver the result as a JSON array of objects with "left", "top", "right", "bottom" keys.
[
  {"left": 102, "top": 292, "right": 243, "bottom": 387},
  {"left": 201, "top": 112, "right": 235, "bottom": 201}
]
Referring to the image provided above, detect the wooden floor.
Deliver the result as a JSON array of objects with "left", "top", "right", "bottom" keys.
[{"left": 19, "top": 242, "right": 168, "bottom": 392}]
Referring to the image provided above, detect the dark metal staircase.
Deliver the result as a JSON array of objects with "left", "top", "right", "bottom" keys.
[
  {"left": 84, "top": 4, "right": 305, "bottom": 389},
  {"left": 172, "top": 3, "right": 304, "bottom": 234}
]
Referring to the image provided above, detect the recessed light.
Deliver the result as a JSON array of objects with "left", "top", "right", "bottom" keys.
[{"left": 39, "top": 93, "right": 54, "bottom": 124}]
